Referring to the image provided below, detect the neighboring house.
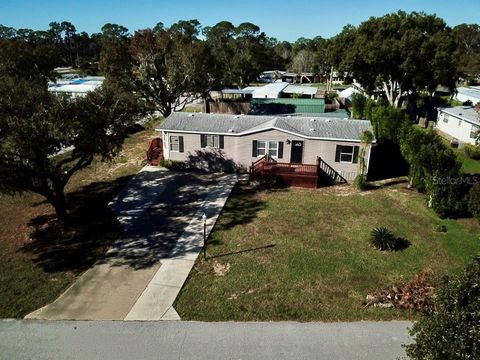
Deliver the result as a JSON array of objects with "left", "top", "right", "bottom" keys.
[
  {"left": 157, "top": 112, "right": 374, "bottom": 181},
  {"left": 48, "top": 76, "right": 104, "bottom": 98},
  {"left": 455, "top": 87, "right": 480, "bottom": 105},
  {"left": 436, "top": 106, "right": 480, "bottom": 145},
  {"left": 209, "top": 82, "right": 324, "bottom": 115}
]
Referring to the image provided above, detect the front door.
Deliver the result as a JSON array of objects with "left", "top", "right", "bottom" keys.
[{"left": 290, "top": 140, "right": 304, "bottom": 163}]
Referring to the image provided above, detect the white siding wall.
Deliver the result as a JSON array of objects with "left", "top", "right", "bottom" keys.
[
  {"left": 161, "top": 129, "right": 371, "bottom": 181},
  {"left": 436, "top": 112, "right": 477, "bottom": 145}
]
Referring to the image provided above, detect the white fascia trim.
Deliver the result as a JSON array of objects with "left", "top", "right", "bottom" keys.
[
  {"left": 157, "top": 127, "right": 369, "bottom": 143},
  {"left": 440, "top": 110, "right": 480, "bottom": 127}
]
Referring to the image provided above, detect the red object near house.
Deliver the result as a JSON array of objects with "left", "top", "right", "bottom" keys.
[
  {"left": 146, "top": 137, "right": 164, "bottom": 165},
  {"left": 249, "top": 155, "right": 346, "bottom": 188}
]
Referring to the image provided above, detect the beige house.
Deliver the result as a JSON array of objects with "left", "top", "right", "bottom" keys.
[{"left": 157, "top": 113, "right": 374, "bottom": 181}]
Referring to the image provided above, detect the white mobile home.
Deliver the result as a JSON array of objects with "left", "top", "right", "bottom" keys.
[{"left": 436, "top": 106, "right": 480, "bottom": 145}]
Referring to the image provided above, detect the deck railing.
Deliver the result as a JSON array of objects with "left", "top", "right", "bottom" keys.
[{"left": 250, "top": 156, "right": 347, "bottom": 187}]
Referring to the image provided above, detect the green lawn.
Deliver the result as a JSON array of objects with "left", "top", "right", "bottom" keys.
[
  {"left": 175, "top": 183, "right": 480, "bottom": 321},
  {"left": 455, "top": 147, "right": 480, "bottom": 174},
  {"left": 0, "top": 123, "right": 159, "bottom": 318}
]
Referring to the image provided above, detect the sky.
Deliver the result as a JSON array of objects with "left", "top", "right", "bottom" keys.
[{"left": 1, "top": 0, "right": 479, "bottom": 41}]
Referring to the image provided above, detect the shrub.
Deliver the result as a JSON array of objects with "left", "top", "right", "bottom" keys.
[
  {"left": 353, "top": 174, "right": 367, "bottom": 190},
  {"left": 429, "top": 178, "right": 470, "bottom": 219},
  {"left": 351, "top": 93, "right": 367, "bottom": 119},
  {"left": 369, "top": 227, "right": 408, "bottom": 251},
  {"left": 405, "top": 257, "right": 480, "bottom": 360},
  {"left": 468, "top": 183, "right": 480, "bottom": 220},
  {"left": 159, "top": 159, "right": 188, "bottom": 171},
  {"left": 464, "top": 144, "right": 480, "bottom": 160}
]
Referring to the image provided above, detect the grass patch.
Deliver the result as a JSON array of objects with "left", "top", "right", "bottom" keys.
[
  {"left": 454, "top": 147, "right": 480, "bottom": 174},
  {"left": 0, "top": 121, "right": 161, "bottom": 318},
  {"left": 174, "top": 183, "right": 480, "bottom": 321}
]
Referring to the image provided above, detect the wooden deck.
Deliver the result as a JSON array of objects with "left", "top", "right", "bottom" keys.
[{"left": 250, "top": 155, "right": 346, "bottom": 188}]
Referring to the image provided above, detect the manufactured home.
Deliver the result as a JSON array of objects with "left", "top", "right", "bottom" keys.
[
  {"left": 157, "top": 113, "right": 374, "bottom": 182},
  {"left": 436, "top": 106, "right": 480, "bottom": 145}
]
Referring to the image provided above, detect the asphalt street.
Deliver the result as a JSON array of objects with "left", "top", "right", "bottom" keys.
[{"left": 0, "top": 320, "right": 412, "bottom": 360}]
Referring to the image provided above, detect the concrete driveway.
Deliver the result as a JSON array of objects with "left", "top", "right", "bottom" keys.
[{"left": 26, "top": 166, "right": 237, "bottom": 320}]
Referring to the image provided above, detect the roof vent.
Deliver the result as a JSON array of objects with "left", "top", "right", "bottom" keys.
[
  {"left": 189, "top": 113, "right": 194, "bottom": 117},
  {"left": 309, "top": 128, "right": 316, "bottom": 132},
  {"left": 324, "top": 119, "right": 331, "bottom": 123},
  {"left": 310, "top": 118, "right": 316, "bottom": 122},
  {"left": 228, "top": 129, "right": 235, "bottom": 133},
  {"left": 234, "top": 115, "right": 240, "bottom": 119}
]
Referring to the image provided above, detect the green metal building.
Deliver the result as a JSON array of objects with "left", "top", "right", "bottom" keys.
[{"left": 250, "top": 98, "right": 326, "bottom": 115}]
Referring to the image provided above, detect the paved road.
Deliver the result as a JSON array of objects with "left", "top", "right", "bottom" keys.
[{"left": 0, "top": 320, "right": 412, "bottom": 360}]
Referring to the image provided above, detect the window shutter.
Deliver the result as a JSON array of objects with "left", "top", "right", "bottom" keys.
[
  {"left": 278, "top": 142, "right": 284, "bottom": 159},
  {"left": 200, "top": 134, "right": 207, "bottom": 148},
  {"left": 335, "top": 145, "right": 341, "bottom": 162},
  {"left": 219, "top": 135, "right": 224, "bottom": 149},
  {"left": 179, "top": 136, "right": 184, "bottom": 153},
  {"left": 353, "top": 146, "right": 359, "bottom": 163},
  {"left": 252, "top": 140, "right": 258, "bottom": 157}
]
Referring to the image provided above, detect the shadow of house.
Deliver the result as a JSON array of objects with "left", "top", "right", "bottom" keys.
[{"left": 187, "top": 149, "right": 238, "bottom": 173}]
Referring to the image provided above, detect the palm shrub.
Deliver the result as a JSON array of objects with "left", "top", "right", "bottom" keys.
[{"left": 369, "top": 227, "right": 402, "bottom": 251}]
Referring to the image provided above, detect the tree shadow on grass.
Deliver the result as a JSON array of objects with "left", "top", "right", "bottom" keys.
[
  {"left": 20, "top": 175, "right": 270, "bottom": 273},
  {"left": 20, "top": 175, "right": 134, "bottom": 274},
  {"left": 211, "top": 181, "right": 268, "bottom": 233}
]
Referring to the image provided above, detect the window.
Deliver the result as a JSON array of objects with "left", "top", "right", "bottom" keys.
[
  {"left": 253, "top": 140, "right": 283, "bottom": 158},
  {"left": 471, "top": 126, "right": 479, "bottom": 139},
  {"left": 339, "top": 145, "right": 354, "bottom": 163},
  {"left": 335, "top": 145, "right": 359, "bottom": 164},
  {"left": 256, "top": 141, "right": 266, "bottom": 156},
  {"left": 170, "top": 136, "right": 179, "bottom": 151},
  {"left": 268, "top": 141, "right": 278, "bottom": 157},
  {"left": 201, "top": 134, "right": 224, "bottom": 149},
  {"left": 443, "top": 114, "right": 449, "bottom": 123},
  {"left": 206, "top": 135, "right": 219, "bottom": 148},
  {"left": 170, "top": 135, "right": 184, "bottom": 152}
]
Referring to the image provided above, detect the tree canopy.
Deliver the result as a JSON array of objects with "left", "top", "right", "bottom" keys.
[
  {"left": 0, "top": 38, "right": 142, "bottom": 220},
  {"left": 337, "top": 11, "right": 458, "bottom": 107}
]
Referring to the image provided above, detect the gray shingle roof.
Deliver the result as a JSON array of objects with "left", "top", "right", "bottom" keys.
[
  {"left": 158, "top": 112, "right": 374, "bottom": 141},
  {"left": 440, "top": 106, "right": 480, "bottom": 126}
]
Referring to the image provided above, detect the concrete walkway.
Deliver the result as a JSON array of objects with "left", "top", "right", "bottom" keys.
[
  {"left": 26, "top": 166, "right": 237, "bottom": 320},
  {"left": 0, "top": 320, "right": 412, "bottom": 359}
]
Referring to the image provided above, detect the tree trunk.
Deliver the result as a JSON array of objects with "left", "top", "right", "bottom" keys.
[
  {"left": 44, "top": 183, "right": 68, "bottom": 222},
  {"left": 52, "top": 195, "right": 68, "bottom": 221}
]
